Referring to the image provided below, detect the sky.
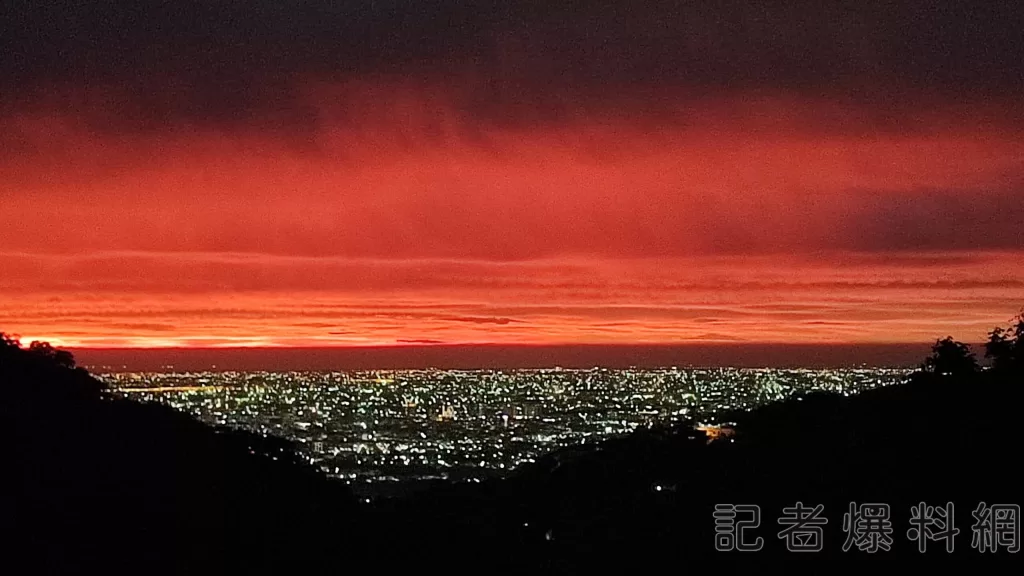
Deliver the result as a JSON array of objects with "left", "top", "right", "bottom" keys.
[{"left": 1, "top": 2, "right": 1023, "bottom": 360}]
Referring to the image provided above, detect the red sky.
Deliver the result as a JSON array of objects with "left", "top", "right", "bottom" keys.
[{"left": 2, "top": 87, "right": 1022, "bottom": 351}]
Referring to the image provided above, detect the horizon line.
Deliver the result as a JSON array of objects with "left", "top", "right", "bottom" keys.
[
  {"left": 65, "top": 341, "right": 971, "bottom": 351},
  {"left": 68, "top": 342, "right": 951, "bottom": 372}
]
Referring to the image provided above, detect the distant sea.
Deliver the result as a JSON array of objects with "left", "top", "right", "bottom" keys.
[{"left": 74, "top": 343, "right": 937, "bottom": 373}]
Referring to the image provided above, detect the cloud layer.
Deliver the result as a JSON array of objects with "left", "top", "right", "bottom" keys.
[
  {"left": 2, "top": 3, "right": 1022, "bottom": 349},
  {"left": 5, "top": 2, "right": 1023, "bottom": 129}
]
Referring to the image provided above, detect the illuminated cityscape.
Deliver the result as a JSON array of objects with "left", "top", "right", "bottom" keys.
[{"left": 102, "top": 368, "right": 909, "bottom": 491}]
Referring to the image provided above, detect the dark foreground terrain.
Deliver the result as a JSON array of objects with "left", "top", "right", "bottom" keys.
[{"left": 5, "top": 336, "right": 1020, "bottom": 573}]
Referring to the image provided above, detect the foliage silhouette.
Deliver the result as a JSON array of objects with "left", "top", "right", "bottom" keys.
[
  {"left": 922, "top": 336, "right": 978, "bottom": 377},
  {"left": 985, "top": 312, "right": 1024, "bottom": 376}
]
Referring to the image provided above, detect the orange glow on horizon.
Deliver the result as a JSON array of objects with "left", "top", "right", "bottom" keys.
[{"left": 3, "top": 250, "right": 1021, "bottom": 348}]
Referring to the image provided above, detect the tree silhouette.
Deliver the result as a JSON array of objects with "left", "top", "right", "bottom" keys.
[
  {"left": 985, "top": 312, "right": 1023, "bottom": 375},
  {"left": 1, "top": 332, "right": 19, "bottom": 350},
  {"left": 27, "top": 340, "right": 77, "bottom": 369},
  {"left": 922, "top": 336, "right": 978, "bottom": 376},
  {"left": 1, "top": 332, "right": 106, "bottom": 398},
  {"left": 2, "top": 335, "right": 77, "bottom": 370}
]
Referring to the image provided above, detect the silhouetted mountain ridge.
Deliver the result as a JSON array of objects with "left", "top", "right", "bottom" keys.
[
  {"left": 5, "top": 333, "right": 1021, "bottom": 572},
  {"left": 4, "top": 336, "right": 363, "bottom": 574}
]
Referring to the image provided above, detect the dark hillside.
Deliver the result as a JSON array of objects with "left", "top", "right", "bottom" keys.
[
  {"left": 376, "top": 372, "right": 1020, "bottom": 569},
  {"left": 4, "top": 337, "right": 363, "bottom": 574},
  {"left": 5, "top": 333, "right": 1021, "bottom": 572}
]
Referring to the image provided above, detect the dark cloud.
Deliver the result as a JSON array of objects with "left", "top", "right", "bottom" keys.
[
  {"left": 689, "top": 333, "right": 746, "bottom": 342},
  {"left": 843, "top": 186, "right": 1024, "bottom": 252},
  {"left": 3, "top": 1, "right": 1022, "bottom": 130},
  {"left": 832, "top": 253, "right": 989, "bottom": 268},
  {"left": 108, "top": 323, "right": 178, "bottom": 332},
  {"left": 442, "top": 316, "right": 522, "bottom": 325}
]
